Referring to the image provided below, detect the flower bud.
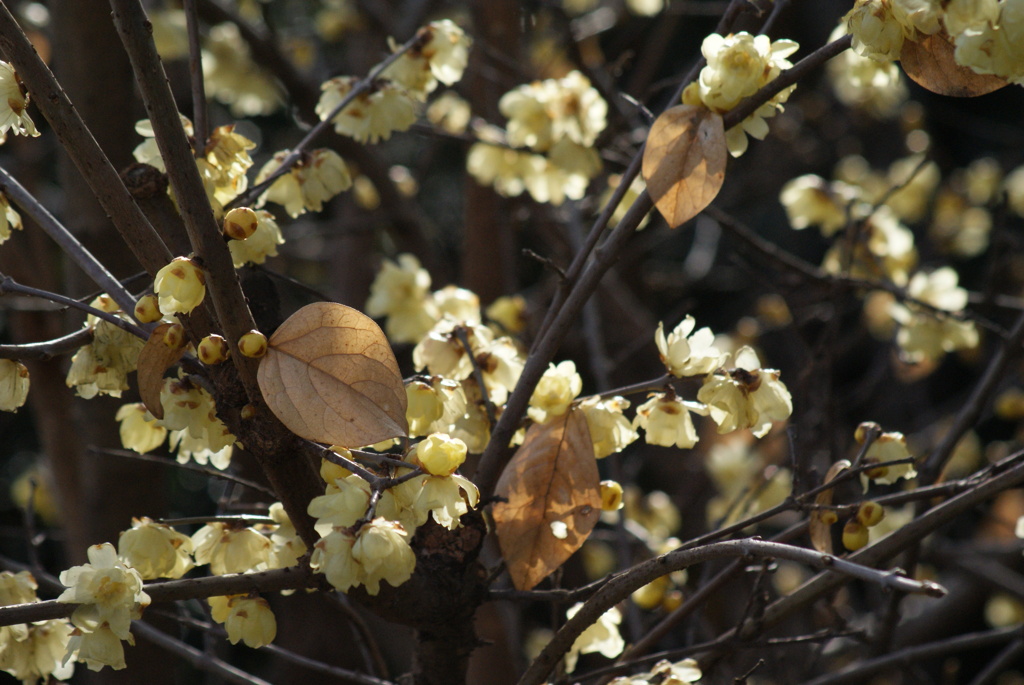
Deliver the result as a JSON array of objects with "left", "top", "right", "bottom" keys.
[
  {"left": 198, "top": 334, "right": 230, "bottom": 365},
  {"left": 842, "top": 520, "right": 869, "bottom": 552},
  {"left": 238, "top": 330, "right": 268, "bottom": 358},
  {"left": 819, "top": 509, "right": 839, "bottom": 526},
  {"left": 134, "top": 294, "right": 162, "bottom": 323},
  {"left": 600, "top": 480, "right": 624, "bottom": 511},
  {"left": 662, "top": 589, "right": 684, "bottom": 613},
  {"left": 413, "top": 433, "right": 467, "bottom": 476},
  {"left": 240, "top": 404, "right": 256, "bottom": 420},
  {"left": 154, "top": 256, "right": 206, "bottom": 315},
  {"left": 0, "top": 359, "right": 29, "bottom": 412},
  {"left": 162, "top": 322, "right": 186, "bottom": 349},
  {"left": 856, "top": 501, "right": 885, "bottom": 528},
  {"left": 223, "top": 207, "right": 259, "bottom": 241},
  {"left": 855, "top": 421, "right": 882, "bottom": 444}
]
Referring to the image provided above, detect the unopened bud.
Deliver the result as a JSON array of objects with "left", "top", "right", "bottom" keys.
[
  {"left": 240, "top": 404, "right": 256, "bottom": 420},
  {"left": 162, "top": 323, "right": 185, "bottom": 349},
  {"left": 198, "top": 335, "right": 230, "bottom": 365},
  {"left": 223, "top": 207, "right": 259, "bottom": 241},
  {"left": 600, "top": 480, "right": 624, "bottom": 511},
  {"left": 842, "top": 520, "right": 869, "bottom": 552},
  {"left": 819, "top": 509, "right": 839, "bottom": 526},
  {"left": 134, "top": 294, "right": 162, "bottom": 323},
  {"left": 238, "top": 330, "right": 268, "bottom": 358},
  {"left": 855, "top": 421, "right": 882, "bottom": 444},
  {"left": 857, "top": 501, "right": 885, "bottom": 528}
]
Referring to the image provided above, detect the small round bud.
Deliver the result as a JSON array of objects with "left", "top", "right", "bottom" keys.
[
  {"left": 238, "top": 330, "right": 268, "bottom": 358},
  {"left": 855, "top": 421, "right": 882, "bottom": 444},
  {"left": 661, "top": 589, "right": 684, "bottom": 613},
  {"left": 198, "top": 334, "right": 230, "bottom": 365},
  {"left": 856, "top": 501, "right": 885, "bottom": 528},
  {"left": 842, "top": 520, "right": 869, "bottom": 552},
  {"left": 632, "top": 577, "right": 668, "bottom": 610},
  {"left": 413, "top": 433, "right": 467, "bottom": 476},
  {"left": 162, "top": 323, "right": 185, "bottom": 349},
  {"left": 600, "top": 480, "right": 624, "bottom": 511},
  {"left": 819, "top": 509, "right": 839, "bottom": 526},
  {"left": 134, "top": 294, "right": 162, "bottom": 323},
  {"left": 223, "top": 207, "right": 259, "bottom": 241},
  {"left": 240, "top": 404, "right": 257, "bottom": 420}
]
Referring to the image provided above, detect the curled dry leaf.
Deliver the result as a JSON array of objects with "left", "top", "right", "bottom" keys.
[
  {"left": 642, "top": 104, "right": 727, "bottom": 229},
  {"left": 137, "top": 323, "right": 186, "bottom": 420},
  {"left": 809, "top": 459, "right": 851, "bottom": 554},
  {"left": 900, "top": 32, "right": 1006, "bottom": 97},
  {"left": 493, "top": 410, "right": 601, "bottom": 591},
  {"left": 257, "top": 302, "right": 408, "bottom": 447}
]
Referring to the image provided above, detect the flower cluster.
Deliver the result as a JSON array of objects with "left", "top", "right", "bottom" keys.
[
  {"left": 681, "top": 32, "right": 800, "bottom": 156},
  {"left": 467, "top": 71, "right": 606, "bottom": 205},
  {"left": 631, "top": 317, "right": 793, "bottom": 451},
  {"left": 318, "top": 20, "right": 470, "bottom": 143},
  {"left": 255, "top": 148, "right": 352, "bottom": 218},
  {"left": 310, "top": 517, "right": 417, "bottom": 595},
  {"left": 826, "top": 23, "right": 907, "bottom": 118},
  {"left": 134, "top": 117, "right": 257, "bottom": 219},
  {"left": 58, "top": 544, "right": 150, "bottom": 671},
  {"left": 609, "top": 659, "right": 703, "bottom": 684},
  {"left": 202, "top": 23, "right": 283, "bottom": 116},
  {"left": 890, "top": 267, "right": 979, "bottom": 363},
  {"left": 66, "top": 295, "right": 146, "bottom": 399},
  {"left": 0, "top": 571, "right": 74, "bottom": 683},
  {"left": 846, "top": 0, "right": 1024, "bottom": 84}
]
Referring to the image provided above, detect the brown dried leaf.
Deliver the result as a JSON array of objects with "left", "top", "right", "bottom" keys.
[
  {"left": 809, "top": 459, "right": 851, "bottom": 554},
  {"left": 493, "top": 410, "right": 601, "bottom": 591},
  {"left": 900, "top": 32, "right": 1007, "bottom": 97},
  {"left": 642, "top": 104, "right": 727, "bottom": 228},
  {"left": 257, "top": 302, "right": 408, "bottom": 447},
  {"left": 137, "top": 323, "right": 185, "bottom": 420}
]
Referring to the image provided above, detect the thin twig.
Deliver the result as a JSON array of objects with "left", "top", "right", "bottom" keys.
[
  {"left": 90, "top": 447, "right": 279, "bottom": 498},
  {"left": 0, "top": 165, "right": 139, "bottom": 316},
  {"left": 517, "top": 538, "right": 945, "bottom": 685},
  {"left": 229, "top": 31, "right": 426, "bottom": 209},
  {"left": 0, "top": 2, "right": 173, "bottom": 276},
  {"left": 133, "top": 620, "right": 274, "bottom": 685},
  {"left": 0, "top": 276, "right": 147, "bottom": 339},
  {"left": 181, "top": 0, "right": 209, "bottom": 152},
  {"left": 0, "top": 328, "right": 93, "bottom": 360}
]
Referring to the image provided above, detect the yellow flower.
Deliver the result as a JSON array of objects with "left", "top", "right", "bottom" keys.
[
  {"left": 223, "top": 596, "right": 276, "bottom": 648},
  {"left": 308, "top": 474, "right": 372, "bottom": 535},
  {"left": 890, "top": 267, "right": 979, "bottom": 362},
  {"left": 65, "top": 624, "right": 127, "bottom": 672},
  {"left": 117, "top": 517, "right": 194, "bottom": 580},
  {"left": 310, "top": 528, "right": 360, "bottom": 592},
  {"left": 845, "top": 0, "right": 904, "bottom": 61},
  {"left": 228, "top": 210, "right": 284, "bottom": 267},
  {"left": 564, "top": 603, "right": 624, "bottom": 672},
  {"left": 316, "top": 77, "right": 418, "bottom": 144},
  {"left": 57, "top": 543, "right": 150, "bottom": 640},
  {"left": 115, "top": 403, "right": 167, "bottom": 454},
  {"left": 154, "top": 257, "right": 206, "bottom": 316},
  {"left": 697, "top": 346, "right": 792, "bottom": 438},
  {"left": 352, "top": 518, "right": 417, "bottom": 595},
  {"left": 655, "top": 316, "right": 722, "bottom": 377},
  {"left": 0, "top": 191, "right": 23, "bottom": 245},
  {"left": 191, "top": 523, "right": 271, "bottom": 575},
  {"left": 0, "top": 359, "right": 29, "bottom": 412},
  {"left": 421, "top": 20, "right": 472, "bottom": 86},
  {"left": 412, "top": 433, "right": 468, "bottom": 476},
  {"left": 0, "top": 61, "right": 38, "bottom": 139},
  {"left": 779, "top": 174, "right": 856, "bottom": 236},
  {"left": 528, "top": 360, "right": 582, "bottom": 424},
  {"left": 578, "top": 396, "right": 639, "bottom": 458},
  {"left": 633, "top": 394, "right": 699, "bottom": 449},
  {"left": 202, "top": 23, "right": 283, "bottom": 117},
  {"left": 256, "top": 148, "right": 352, "bottom": 218},
  {"left": 410, "top": 473, "right": 480, "bottom": 529}
]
